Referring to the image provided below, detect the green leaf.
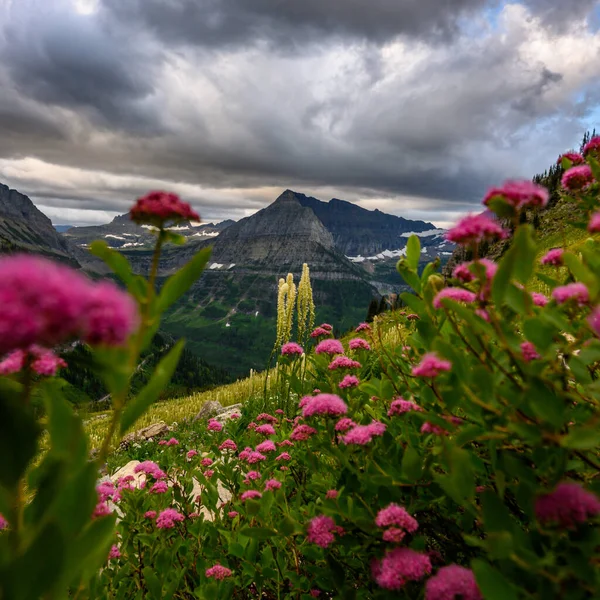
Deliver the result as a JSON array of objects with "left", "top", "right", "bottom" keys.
[
  {"left": 401, "top": 446, "right": 422, "bottom": 481},
  {"left": 120, "top": 339, "right": 185, "bottom": 434},
  {"left": 239, "top": 527, "right": 277, "bottom": 540},
  {"left": 157, "top": 247, "right": 211, "bottom": 313},
  {"left": 587, "top": 156, "right": 600, "bottom": 182},
  {"left": 396, "top": 259, "right": 421, "bottom": 294},
  {"left": 561, "top": 426, "right": 600, "bottom": 450},
  {"left": 406, "top": 235, "right": 421, "bottom": 270},
  {"left": 90, "top": 241, "right": 145, "bottom": 300},
  {"left": 562, "top": 252, "right": 598, "bottom": 296},
  {"left": 472, "top": 559, "right": 518, "bottom": 600},
  {"left": 487, "top": 196, "right": 516, "bottom": 219},
  {"left": 143, "top": 567, "right": 163, "bottom": 599}
]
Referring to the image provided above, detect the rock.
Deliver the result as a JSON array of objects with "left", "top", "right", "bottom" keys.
[
  {"left": 217, "top": 403, "right": 242, "bottom": 415},
  {"left": 193, "top": 400, "right": 223, "bottom": 422},
  {"left": 120, "top": 421, "right": 170, "bottom": 447},
  {"left": 110, "top": 460, "right": 146, "bottom": 488},
  {"left": 190, "top": 477, "right": 233, "bottom": 522},
  {"left": 213, "top": 406, "right": 242, "bottom": 424}
]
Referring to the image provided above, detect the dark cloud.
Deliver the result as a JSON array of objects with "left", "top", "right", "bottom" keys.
[{"left": 523, "top": 0, "right": 599, "bottom": 30}]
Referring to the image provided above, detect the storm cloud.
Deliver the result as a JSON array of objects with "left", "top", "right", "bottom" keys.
[{"left": 0, "top": 0, "right": 599, "bottom": 226}]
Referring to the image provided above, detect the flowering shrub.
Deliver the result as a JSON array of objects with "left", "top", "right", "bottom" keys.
[{"left": 2, "top": 144, "right": 600, "bottom": 598}]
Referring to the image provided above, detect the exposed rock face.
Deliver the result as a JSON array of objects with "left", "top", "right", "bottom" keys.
[{"left": 119, "top": 421, "right": 171, "bottom": 448}]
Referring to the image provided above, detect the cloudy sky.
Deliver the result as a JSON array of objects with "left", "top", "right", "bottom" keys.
[{"left": 1, "top": 0, "right": 599, "bottom": 227}]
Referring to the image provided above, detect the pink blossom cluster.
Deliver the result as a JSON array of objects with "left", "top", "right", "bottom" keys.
[
  {"left": 535, "top": 482, "right": 600, "bottom": 528},
  {"left": 150, "top": 481, "right": 168, "bottom": 494},
  {"left": 521, "top": 341, "right": 541, "bottom": 362},
  {"left": 325, "top": 490, "right": 338, "bottom": 499},
  {"left": 562, "top": 165, "right": 594, "bottom": 191},
  {"left": 349, "top": 337, "right": 371, "bottom": 351},
  {"left": 328, "top": 356, "right": 361, "bottom": 370},
  {"left": 335, "top": 417, "right": 357, "bottom": 432},
  {"left": 589, "top": 306, "right": 600, "bottom": 338},
  {"left": 156, "top": 508, "right": 185, "bottom": 529},
  {"left": 108, "top": 545, "right": 121, "bottom": 560},
  {"left": 452, "top": 259, "right": 497, "bottom": 283},
  {"left": 310, "top": 327, "right": 330, "bottom": 338},
  {"left": 0, "top": 255, "right": 139, "bottom": 355},
  {"left": 281, "top": 342, "right": 304, "bottom": 356},
  {"left": 164, "top": 437, "right": 179, "bottom": 446},
  {"left": 589, "top": 212, "right": 600, "bottom": 233},
  {"left": 315, "top": 339, "right": 344, "bottom": 355},
  {"left": 0, "top": 514, "right": 8, "bottom": 530},
  {"left": 265, "top": 479, "right": 282, "bottom": 491},
  {"left": 219, "top": 439, "right": 237, "bottom": 451},
  {"left": 557, "top": 152, "right": 584, "bottom": 166},
  {"left": 446, "top": 214, "right": 508, "bottom": 246},
  {"left": 256, "top": 413, "right": 278, "bottom": 423},
  {"left": 540, "top": 248, "right": 564, "bottom": 266},
  {"left": 339, "top": 374, "right": 360, "bottom": 389},
  {"left": 412, "top": 353, "right": 452, "bottom": 378},
  {"left": 483, "top": 180, "right": 549, "bottom": 210},
  {"left": 247, "top": 451, "right": 267, "bottom": 464},
  {"left": 552, "top": 283, "right": 589, "bottom": 305},
  {"left": 290, "top": 424, "right": 318, "bottom": 441},
  {"left": 433, "top": 287, "right": 477, "bottom": 310},
  {"left": 425, "top": 565, "right": 482, "bottom": 600},
  {"left": 583, "top": 136, "right": 600, "bottom": 156},
  {"left": 134, "top": 461, "right": 166, "bottom": 480},
  {"left": 375, "top": 503, "right": 418, "bottom": 543},
  {"left": 342, "top": 421, "right": 386, "bottom": 445},
  {"left": 277, "top": 439, "right": 294, "bottom": 447},
  {"left": 319, "top": 323, "right": 333, "bottom": 332},
  {"left": 302, "top": 393, "right": 348, "bottom": 418},
  {"left": 388, "top": 397, "right": 422, "bottom": 416},
  {"left": 256, "top": 440, "right": 276, "bottom": 453},
  {"left": 255, "top": 423, "right": 276, "bottom": 436},
  {"left": 421, "top": 416, "right": 462, "bottom": 436},
  {"left": 130, "top": 191, "right": 200, "bottom": 226},
  {"left": 186, "top": 450, "right": 198, "bottom": 459},
  {"left": 372, "top": 548, "right": 432, "bottom": 590},
  {"left": 241, "top": 490, "right": 262, "bottom": 502},
  {"left": 276, "top": 452, "right": 292, "bottom": 461},
  {"left": 207, "top": 418, "right": 223, "bottom": 432},
  {"left": 200, "top": 457, "right": 213, "bottom": 467},
  {"left": 0, "top": 345, "right": 67, "bottom": 377},
  {"left": 531, "top": 292, "right": 548, "bottom": 307},
  {"left": 307, "top": 515, "right": 343, "bottom": 548},
  {"left": 205, "top": 564, "right": 233, "bottom": 580},
  {"left": 355, "top": 322, "right": 371, "bottom": 332}
]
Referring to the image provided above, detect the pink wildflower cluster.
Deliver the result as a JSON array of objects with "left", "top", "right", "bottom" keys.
[
  {"left": 532, "top": 292, "right": 548, "bottom": 307},
  {"left": 302, "top": 393, "right": 348, "bottom": 418},
  {"left": 355, "top": 322, "right": 371, "bottom": 333},
  {"left": 247, "top": 451, "right": 267, "bottom": 464},
  {"left": 144, "top": 510, "right": 157, "bottom": 519},
  {"left": 452, "top": 258, "right": 497, "bottom": 283},
  {"left": 433, "top": 287, "right": 477, "bottom": 310},
  {"left": 421, "top": 416, "right": 462, "bottom": 436},
  {"left": 0, "top": 345, "right": 67, "bottom": 377},
  {"left": 265, "top": 479, "right": 282, "bottom": 491},
  {"left": 281, "top": 342, "right": 304, "bottom": 356},
  {"left": 483, "top": 180, "right": 549, "bottom": 210},
  {"left": 205, "top": 564, "right": 233, "bottom": 580},
  {"left": 562, "top": 165, "right": 594, "bottom": 190},
  {"left": 319, "top": 323, "right": 333, "bottom": 331},
  {"left": 589, "top": 306, "right": 600, "bottom": 338},
  {"left": 557, "top": 152, "right": 584, "bottom": 166},
  {"left": 108, "top": 545, "right": 121, "bottom": 560},
  {"left": 0, "top": 255, "right": 138, "bottom": 355},
  {"left": 187, "top": 450, "right": 198, "bottom": 459},
  {"left": 375, "top": 503, "right": 418, "bottom": 543},
  {"left": 589, "top": 212, "right": 600, "bottom": 233},
  {"left": 255, "top": 423, "right": 276, "bottom": 436},
  {"left": 256, "top": 440, "right": 276, "bottom": 453},
  {"left": 165, "top": 437, "right": 179, "bottom": 447},
  {"left": 256, "top": 413, "right": 278, "bottom": 423},
  {"left": 241, "top": 490, "right": 262, "bottom": 502},
  {"left": 150, "top": 481, "right": 168, "bottom": 494},
  {"left": 156, "top": 508, "right": 185, "bottom": 529},
  {"left": 372, "top": 548, "right": 432, "bottom": 590},
  {"left": 315, "top": 339, "right": 344, "bottom": 355},
  {"left": 130, "top": 191, "right": 199, "bottom": 226},
  {"left": 307, "top": 515, "right": 343, "bottom": 548},
  {"left": 540, "top": 248, "right": 564, "bottom": 266},
  {"left": 0, "top": 514, "right": 7, "bottom": 530},
  {"left": 425, "top": 565, "right": 482, "bottom": 600},
  {"left": 521, "top": 341, "right": 541, "bottom": 362},
  {"left": 387, "top": 397, "right": 422, "bottom": 416},
  {"left": 200, "top": 457, "right": 213, "bottom": 467},
  {"left": 535, "top": 482, "right": 600, "bottom": 528},
  {"left": 328, "top": 355, "right": 361, "bottom": 370},
  {"left": 412, "top": 353, "right": 452, "bottom": 378},
  {"left": 290, "top": 424, "right": 317, "bottom": 441},
  {"left": 446, "top": 214, "right": 508, "bottom": 246},
  {"left": 335, "top": 417, "right": 357, "bottom": 432},
  {"left": 326, "top": 490, "right": 339, "bottom": 499},
  {"left": 349, "top": 337, "right": 371, "bottom": 351},
  {"left": 207, "top": 418, "right": 223, "bottom": 432},
  {"left": 552, "top": 283, "right": 589, "bottom": 305},
  {"left": 310, "top": 327, "right": 330, "bottom": 338},
  {"left": 134, "top": 461, "right": 166, "bottom": 480},
  {"left": 339, "top": 375, "right": 360, "bottom": 389},
  {"left": 219, "top": 439, "right": 237, "bottom": 451},
  {"left": 276, "top": 452, "right": 291, "bottom": 461},
  {"left": 583, "top": 136, "right": 600, "bottom": 156},
  {"left": 342, "top": 421, "right": 386, "bottom": 445}
]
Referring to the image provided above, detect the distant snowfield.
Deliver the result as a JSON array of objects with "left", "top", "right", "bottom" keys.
[
  {"left": 209, "top": 263, "right": 224, "bottom": 270},
  {"left": 192, "top": 231, "right": 219, "bottom": 238},
  {"left": 400, "top": 229, "right": 446, "bottom": 238},
  {"left": 105, "top": 234, "right": 126, "bottom": 240}
]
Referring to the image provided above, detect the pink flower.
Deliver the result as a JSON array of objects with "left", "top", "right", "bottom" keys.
[
  {"left": 349, "top": 338, "right": 371, "bottom": 351},
  {"left": 326, "top": 490, "right": 339, "bottom": 499},
  {"left": 31, "top": 348, "right": 67, "bottom": 376},
  {"left": 203, "top": 469, "right": 215, "bottom": 478},
  {"left": 238, "top": 447, "right": 252, "bottom": 461},
  {"left": 311, "top": 327, "right": 330, "bottom": 338},
  {"left": 256, "top": 440, "right": 277, "bottom": 453},
  {"left": 93, "top": 501, "right": 112, "bottom": 519},
  {"left": 275, "top": 452, "right": 292, "bottom": 461},
  {"left": 412, "top": 353, "right": 452, "bottom": 377},
  {"left": 280, "top": 466, "right": 289, "bottom": 471},
  {"left": 241, "top": 490, "right": 262, "bottom": 501},
  {"left": 0, "top": 514, "right": 9, "bottom": 530},
  {"left": 255, "top": 424, "right": 276, "bottom": 436},
  {"left": 315, "top": 339, "right": 344, "bottom": 355},
  {"left": 150, "top": 481, "right": 169, "bottom": 494},
  {"left": 452, "top": 262, "right": 474, "bottom": 282},
  {"left": 583, "top": 136, "right": 600, "bottom": 156},
  {"left": 562, "top": 165, "right": 594, "bottom": 190},
  {"left": 532, "top": 292, "right": 548, "bottom": 307},
  {"left": 275, "top": 409, "right": 284, "bottom": 415},
  {"left": 388, "top": 397, "right": 422, "bottom": 416},
  {"left": 156, "top": 508, "right": 185, "bottom": 529},
  {"left": 96, "top": 481, "right": 117, "bottom": 502},
  {"left": 230, "top": 413, "right": 240, "bottom": 420},
  {"left": 589, "top": 306, "right": 600, "bottom": 337},
  {"left": 307, "top": 515, "right": 338, "bottom": 548},
  {"left": 134, "top": 461, "right": 166, "bottom": 480},
  {"left": 165, "top": 437, "right": 179, "bottom": 447},
  {"left": 302, "top": 393, "right": 348, "bottom": 418},
  {"left": 328, "top": 355, "right": 362, "bottom": 370},
  {"left": 187, "top": 450, "right": 198, "bottom": 459},
  {"left": 200, "top": 457, "right": 213, "bottom": 467},
  {"left": 372, "top": 548, "right": 432, "bottom": 590},
  {"left": 205, "top": 564, "right": 233, "bottom": 580},
  {"left": 298, "top": 396, "right": 311, "bottom": 409},
  {"left": 557, "top": 152, "right": 584, "bottom": 166},
  {"left": 247, "top": 422, "right": 257, "bottom": 430},
  {"left": 375, "top": 503, "right": 419, "bottom": 532},
  {"left": 335, "top": 417, "right": 357, "bottom": 432},
  {"left": 158, "top": 440, "right": 167, "bottom": 446},
  {"left": 144, "top": 510, "right": 157, "bottom": 519},
  {"left": 433, "top": 288, "right": 477, "bottom": 309},
  {"left": 483, "top": 180, "right": 549, "bottom": 209},
  {"left": 281, "top": 342, "right": 304, "bottom": 356},
  {"left": 421, "top": 422, "right": 448, "bottom": 435},
  {"left": 207, "top": 419, "right": 223, "bottom": 432},
  {"left": 342, "top": 421, "right": 386, "bottom": 445},
  {"left": 0, "top": 349, "right": 25, "bottom": 375},
  {"left": 425, "top": 565, "right": 482, "bottom": 600},
  {"left": 130, "top": 191, "right": 200, "bottom": 226},
  {"left": 552, "top": 283, "right": 589, "bottom": 305},
  {"left": 320, "top": 323, "right": 333, "bottom": 331},
  {"left": 245, "top": 470, "right": 261, "bottom": 481},
  {"left": 290, "top": 425, "right": 317, "bottom": 441},
  {"left": 108, "top": 545, "right": 121, "bottom": 560},
  {"left": 265, "top": 479, "right": 282, "bottom": 491},
  {"left": 406, "top": 313, "right": 419, "bottom": 320},
  {"left": 219, "top": 439, "right": 237, "bottom": 451},
  {"left": 339, "top": 375, "right": 360, "bottom": 389},
  {"left": 355, "top": 322, "right": 371, "bottom": 333},
  {"left": 536, "top": 482, "right": 600, "bottom": 528},
  {"left": 540, "top": 248, "right": 564, "bottom": 266},
  {"left": 277, "top": 439, "right": 294, "bottom": 447},
  {"left": 310, "top": 590, "right": 321, "bottom": 598},
  {"left": 382, "top": 528, "right": 406, "bottom": 543},
  {"left": 446, "top": 214, "right": 507, "bottom": 246},
  {"left": 521, "top": 341, "right": 541, "bottom": 362},
  {"left": 0, "top": 255, "right": 138, "bottom": 355},
  {"left": 588, "top": 212, "right": 600, "bottom": 233},
  {"left": 228, "top": 511, "right": 239, "bottom": 518},
  {"left": 246, "top": 451, "right": 267, "bottom": 464}
]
